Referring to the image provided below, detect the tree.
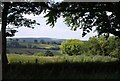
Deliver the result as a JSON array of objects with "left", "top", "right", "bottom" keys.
[
  {"left": 60, "top": 39, "right": 83, "bottom": 56},
  {"left": 44, "top": 50, "right": 54, "bottom": 56},
  {"left": 2, "top": 3, "right": 10, "bottom": 72},
  {"left": 98, "top": 36, "right": 109, "bottom": 56},
  {"left": 1, "top": 2, "right": 49, "bottom": 71},
  {"left": 23, "top": 40, "right": 26, "bottom": 42},
  {"left": 4, "top": 2, "right": 119, "bottom": 38},
  {"left": 1, "top": 2, "right": 120, "bottom": 72},
  {"left": 85, "top": 35, "right": 120, "bottom": 57},
  {"left": 34, "top": 40, "right": 38, "bottom": 43},
  {"left": 10, "top": 41, "right": 20, "bottom": 48},
  {"left": 40, "top": 40, "right": 46, "bottom": 44},
  {"left": 9, "top": 38, "right": 13, "bottom": 41},
  {"left": 107, "top": 36, "right": 120, "bottom": 58},
  {"left": 86, "top": 36, "right": 101, "bottom": 55},
  {"left": 16, "top": 39, "right": 19, "bottom": 42},
  {"left": 43, "top": 2, "right": 120, "bottom": 37}
]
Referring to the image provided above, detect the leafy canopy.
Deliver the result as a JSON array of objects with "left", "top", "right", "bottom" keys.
[
  {"left": 60, "top": 39, "right": 83, "bottom": 55},
  {"left": 44, "top": 2, "right": 120, "bottom": 37},
  {"left": 4, "top": 2, "right": 48, "bottom": 36},
  {"left": 3, "top": 2, "right": 120, "bottom": 37}
]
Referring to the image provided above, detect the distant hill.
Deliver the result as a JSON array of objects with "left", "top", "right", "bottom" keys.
[
  {"left": 7, "top": 37, "right": 87, "bottom": 43},
  {"left": 7, "top": 37, "right": 66, "bottom": 43}
]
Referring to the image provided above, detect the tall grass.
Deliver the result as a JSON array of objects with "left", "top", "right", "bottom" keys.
[
  {"left": 4, "top": 54, "right": 120, "bottom": 80},
  {"left": 7, "top": 54, "right": 118, "bottom": 64}
]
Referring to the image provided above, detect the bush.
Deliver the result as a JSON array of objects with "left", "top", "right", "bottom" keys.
[
  {"left": 34, "top": 50, "right": 54, "bottom": 56},
  {"left": 34, "top": 51, "right": 45, "bottom": 56},
  {"left": 84, "top": 36, "right": 120, "bottom": 58},
  {"left": 110, "top": 48, "right": 120, "bottom": 58},
  {"left": 60, "top": 39, "right": 83, "bottom": 56},
  {"left": 44, "top": 50, "right": 54, "bottom": 56}
]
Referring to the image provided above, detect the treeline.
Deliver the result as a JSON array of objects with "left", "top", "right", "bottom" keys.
[
  {"left": 33, "top": 40, "right": 61, "bottom": 45},
  {"left": 7, "top": 41, "right": 60, "bottom": 50},
  {"left": 7, "top": 38, "right": 62, "bottom": 45},
  {"left": 7, "top": 41, "right": 27, "bottom": 48},
  {"left": 61, "top": 36, "right": 120, "bottom": 58}
]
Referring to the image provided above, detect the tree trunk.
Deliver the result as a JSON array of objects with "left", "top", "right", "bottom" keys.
[{"left": 2, "top": 2, "right": 10, "bottom": 74}]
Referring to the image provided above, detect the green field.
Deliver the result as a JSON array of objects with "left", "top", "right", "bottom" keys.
[
  {"left": 7, "top": 54, "right": 118, "bottom": 64},
  {"left": 7, "top": 41, "right": 60, "bottom": 55},
  {"left": 7, "top": 48, "right": 61, "bottom": 55},
  {"left": 19, "top": 42, "right": 58, "bottom": 48},
  {"left": 5, "top": 37, "right": 120, "bottom": 80},
  {"left": 3, "top": 54, "right": 120, "bottom": 80}
]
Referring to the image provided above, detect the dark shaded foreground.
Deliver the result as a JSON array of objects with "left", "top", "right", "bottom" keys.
[{"left": 2, "top": 61, "right": 120, "bottom": 80}]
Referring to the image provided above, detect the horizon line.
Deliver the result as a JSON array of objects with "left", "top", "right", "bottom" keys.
[{"left": 6, "top": 37, "right": 88, "bottom": 41}]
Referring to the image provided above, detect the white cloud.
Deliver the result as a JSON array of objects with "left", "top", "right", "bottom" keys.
[{"left": 12, "top": 14, "right": 97, "bottom": 40}]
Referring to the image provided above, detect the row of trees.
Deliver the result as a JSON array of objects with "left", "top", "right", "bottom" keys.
[
  {"left": 7, "top": 41, "right": 26, "bottom": 48},
  {"left": 7, "top": 41, "right": 60, "bottom": 50},
  {"left": 34, "top": 40, "right": 61, "bottom": 45},
  {"left": 60, "top": 36, "right": 120, "bottom": 58},
  {"left": 8, "top": 38, "right": 61, "bottom": 45}
]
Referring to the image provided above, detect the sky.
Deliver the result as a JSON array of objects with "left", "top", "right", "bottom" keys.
[
  {"left": 9, "top": 13, "right": 97, "bottom": 40},
  {"left": 0, "top": 0, "right": 115, "bottom": 41},
  {"left": 0, "top": 0, "right": 99, "bottom": 40}
]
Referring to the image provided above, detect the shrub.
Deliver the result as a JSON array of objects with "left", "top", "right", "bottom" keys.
[
  {"left": 44, "top": 50, "right": 54, "bottom": 56},
  {"left": 60, "top": 39, "right": 84, "bottom": 56},
  {"left": 34, "top": 51, "right": 45, "bottom": 56},
  {"left": 110, "top": 48, "right": 120, "bottom": 58},
  {"left": 34, "top": 50, "right": 54, "bottom": 56}
]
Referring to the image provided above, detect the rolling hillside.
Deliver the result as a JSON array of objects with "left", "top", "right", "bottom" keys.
[{"left": 7, "top": 37, "right": 66, "bottom": 43}]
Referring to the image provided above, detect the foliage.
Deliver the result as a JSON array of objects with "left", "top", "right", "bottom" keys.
[
  {"left": 44, "top": 2, "right": 120, "bottom": 37},
  {"left": 85, "top": 36, "right": 101, "bottom": 55},
  {"left": 3, "top": 2, "right": 120, "bottom": 37},
  {"left": 3, "top": 2, "right": 48, "bottom": 36},
  {"left": 60, "top": 39, "right": 83, "bottom": 55},
  {"left": 97, "top": 36, "right": 110, "bottom": 56},
  {"left": 7, "top": 36, "right": 120, "bottom": 58},
  {"left": 34, "top": 40, "right": 38, "bottom": 43},
  {"left": 108, "top": 36, "right": 120, "bottom": 58},
  {"left": 34, "top": 51, "right": 45, "bottom": 56},
  {"left": 2, "top": 2, "right": 120, "bottom": 66},
  {"left": 7, "top": 41, "right": 27, "bottom": 48},
  {"left": 44, "top": 50, "right": 54, "bottom": 56},
  {"left": 7, "top": 40, "right": 59, "bottom": 49},
  {"left": 85, "top": 36, "right": 120, "bottom": 58},
  {"left": 34, "top": 50, "right": 54, "bottom": 56}
]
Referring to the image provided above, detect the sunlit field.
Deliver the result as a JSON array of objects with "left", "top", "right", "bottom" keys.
[
  {"left": 7, "top": 54, "right": 118, "bottom": 64},
  {"left": 5, "top": 36, "right": 120, "bottom": 80},
  {"left": 3, "top": 54, "right": 120, "bottom": 80}
]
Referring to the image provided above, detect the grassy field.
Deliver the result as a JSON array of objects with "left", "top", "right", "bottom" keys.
[
  {"left": 7, "top": 54, "right": 118, "bottom": 64},
  {"left": 7, "top": 48, "right": 61, "bottom": 55},
  {"left": 3, "top": 54, "right": 120, "bottom": 80},
  {"left": 7, "top": 41, "right": 60, "bottom": 55},
  {"left": 19, "top": 42, "right": 58, "bottom": 48}
]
